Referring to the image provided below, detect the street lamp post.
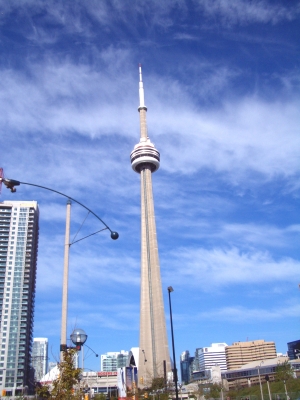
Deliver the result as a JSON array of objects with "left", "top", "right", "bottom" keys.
[
  {"left": 167, "top": 286, "right": 179, "bottom": 400},
  {"left": 61, "top": 199, "right": 72, "bottom": 361},
  {"left": 265, "top": 375, "right": 272, "bottom": 400},
  {"left": 257, "top": 362, "right": 264, "bottom": 400},
  {"left": 283, "top": 380, "right": 288, "bottom": 400},
  {"left": 179, "top": 383, "right": 183, "bottom": 400}
]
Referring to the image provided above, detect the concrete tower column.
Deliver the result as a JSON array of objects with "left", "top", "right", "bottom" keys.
[{"left": 130, "top": 65, "right": 171, "bottom": 386}]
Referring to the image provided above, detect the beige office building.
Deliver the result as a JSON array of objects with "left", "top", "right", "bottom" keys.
[
  {"left": 225, "top": 340, "right": 277, "bottom": 370},
  {"left": 130, "top": 65, "right": 171, "bottom": 386}
]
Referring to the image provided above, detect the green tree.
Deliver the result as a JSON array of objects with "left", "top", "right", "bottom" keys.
[
  {"left": 94, "top": 394, "right": 107, "bottom": 400},
  {"left": 35, "top": 382, "right": 51, "bottom": 399},
  {"left": 204, "top": 383, "right": 223, "bottom": 400},
  {"left": 275, "top": 361, "right": 294, "bottom": 382},
  {"left": 36, "top": 349, "right": 83, "bottom": 400},
  {"left": 150, "top": 377, "right": 165, "bottom": 391}
]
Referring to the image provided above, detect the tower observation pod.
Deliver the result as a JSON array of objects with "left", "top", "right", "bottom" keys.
[
  {"left": 130, "top": 65, "right": 160, "bottom": 174},
  {"left": 130, "top": 64, "right": 171, "bottom": 387}
]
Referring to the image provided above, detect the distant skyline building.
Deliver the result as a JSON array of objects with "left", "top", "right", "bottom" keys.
[
  {"left": 287, "top": 340, "right": 300, "bottom": 360},
  {"left": 117, "top": 351, "right": 129, "bottom": 368},
  {"left": 225, "top": 340, "right": 277, "bottom": 370},
  {"left": 180, "top": 350, "right": 194, "bottom": 384},
  {"left": 195, "top": 343, "right": 228, "bottom": 372},
  {"left": 32, "top": 338, "right": 48, "bottom": 382},
  {"left": 0, "top": 201, "right": 39, "bottom": 395},
  {"left": 101, "top": 351, "right": 128, "bottom": 372},
  {"left": 48, "top": 361, "right": 57, "bottom": 373},
  {"left": 130, "top": 65, "right": 171, "bottom": 385}
]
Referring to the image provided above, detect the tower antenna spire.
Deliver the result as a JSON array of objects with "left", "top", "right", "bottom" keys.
[{"left": 138, "top": 63, "right": 147, "bottom": 111}]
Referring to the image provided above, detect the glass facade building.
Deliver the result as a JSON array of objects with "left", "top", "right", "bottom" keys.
[
  {"left": 0, "top": 201, "right": 39, "bottom": 396},
  {"left": 101, "top": 351, "right": 129, "bottom": 371},
  {"left": 287, "top": 340, "right": 300, "bottom": 360},
  {"left": 180, "top": 350, "right": 194, "bottom": 384},
  {"left": 32, "top": 338, "right": 48, "bottom": 382},
  {"left": 117, "top": 352, "right": 129, "bottom": 368}
]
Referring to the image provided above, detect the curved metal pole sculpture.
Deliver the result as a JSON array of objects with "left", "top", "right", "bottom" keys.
[
  {"left": 0, "top": 177, "right": 119, "bottom": 239},
  {"left": 0, "top": 176, "right": 119, "bottom": 360}
]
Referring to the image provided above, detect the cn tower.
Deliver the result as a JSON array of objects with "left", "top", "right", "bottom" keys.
[{"left": 130, "top": 65, "right": 171, "bottom": 385}]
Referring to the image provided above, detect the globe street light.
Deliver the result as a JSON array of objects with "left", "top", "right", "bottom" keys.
[
  {"left": 70, "top": 329, "right": 88, "bottom": 381},
  {"left": 167, "top": 286, "right": 179, "bottom": 400}
]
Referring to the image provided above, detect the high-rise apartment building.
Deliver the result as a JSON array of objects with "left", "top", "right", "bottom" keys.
[
  {"left": 32, "top": 338, "right": 48, "bottom": 381},
  {"left": 225, "top": 340, "right": 277, "bottom": 370},
  {"left": 0, "top": 201, "right": 39, "bottom": 395},
  {"left": 130, "top": 65, "right": 171, "bottom": 385},
  {"left": 195, "top": 343, "right": 228, "bottom": 372},
  {"left": 101, "top": 351, "right": 129, "bottom": 371}
]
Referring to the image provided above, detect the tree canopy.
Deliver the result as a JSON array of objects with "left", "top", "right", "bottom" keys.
[
  {"left": 276, "top": 361, "right": 294, "bottom": 382},
  {"left": 36, "top": 349, "right": 83, "bottom": 400}
]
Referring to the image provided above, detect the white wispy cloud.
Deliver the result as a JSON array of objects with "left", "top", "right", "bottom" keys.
[
  {"left": 1, "top": 55, "right": 299, "bottom": 190},
  {"left": 1, "top": 1, "right": 297, "bottom": 35},
  {"left": 154, "top": 95, "right": 300, "bottom": 181},
  {"left": 211, "top": 223, "right": 300, "bottom": 249},
  {"left": 197, "top": 302, "right": 300, "bottom": 322},
  {"left": 162, "top": 246, "right": 300, "bottom": 287},
  {"left": 196, "top": 0, "right": 300, "bottom": 26}
]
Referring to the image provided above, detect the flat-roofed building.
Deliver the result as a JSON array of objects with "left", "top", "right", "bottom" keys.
[
  {"left": 101, "top": 351, "right": 129, "bottom": 372},
  {"left": 222, "top": 356, "right": 292, "bottom": 389},
  {"left": 225, "top": 340, "right": 276, "bottom": 370},
  {"left": 196, "top": 343, "right": 228, "bottom": 372}
]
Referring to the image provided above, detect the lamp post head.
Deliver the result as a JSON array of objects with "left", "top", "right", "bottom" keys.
[
  {"left": 70, "top": 328, "right": 88, "bottom": 350},
  {"left": 0, "top": 178, "right": 20, "bottom": 192},
  {"left": 168, "top": 286, "right": 174, "bottom": 293},
  {"left": 110, "top": 231, "right": 119, "bottom": 240}
]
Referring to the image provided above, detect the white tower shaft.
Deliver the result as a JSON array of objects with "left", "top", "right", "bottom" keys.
[{"left": 131, "top": 65, "right": 171, "bottom": 386}]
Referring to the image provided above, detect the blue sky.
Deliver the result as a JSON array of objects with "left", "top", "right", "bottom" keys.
[{"left": 0, "top": 0, "right": 299, "bottom": 373}]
